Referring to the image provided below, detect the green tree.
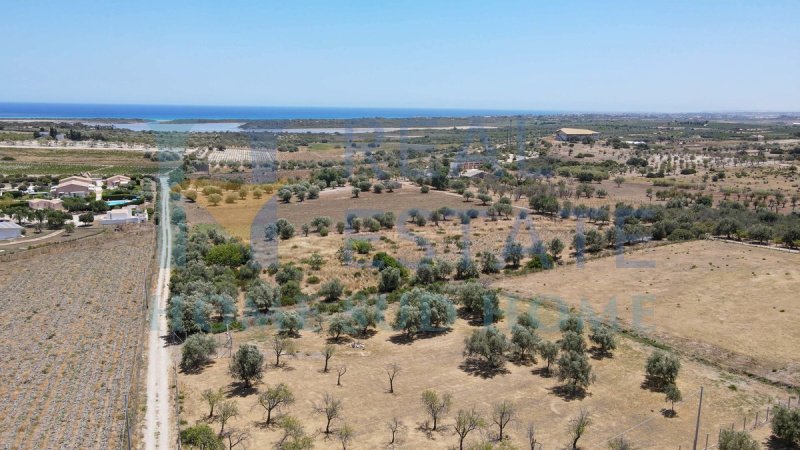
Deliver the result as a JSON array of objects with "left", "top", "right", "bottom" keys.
[
  {"left": 246, "top": 280, "right": 280, "bottom": 314},
  {"left": 351, "top": 304, "right": 384, "bottom": 335},
  {"left": 421, "top": 389, "right": 452, "bottom": 431},
  {"left": 277, "top": 311, "right": 304, "bottom": 336},
  {"left": 258, "top": 383, "right": 295, "bottom": 425},
  {"left": 201, "top": 388, "right": 225, "bottom": 418},
  {"left": 771, "top": 405, "right": 800, "bottom": 446},
  {"left": 549, "top": 238, "right": 565, "bottom": 261},
  {"left": 453, "top": 408, "right": 485, "bottom": 450},
  {"left": 218, "top": 400, "right": 239, "bottom": 435},
  {"left": 463, "top": 326, "right": 510, "bottom": 368},
  {"left": 451, "top": 282, "right": 503, "bottom": 323},
  {"left": 229, "top": 344, "right": 264, "bottom": 387},
  {"left": 491, "top": 400, "right": 515, "bottom": 441},
  {"left": 539, "top": 340, "right": 559, "bottom": 374},
  {"left": 645, "top": 351, "right": 681, "bottom": 390},
  {"left": 664, "top": 384, "right": 682, "bottom": 416},
  {"left": 568, "top": 409, "right": 591, "bottom": 450},
  {"left": 327, "top": 314, "right": 356, "bottom": 340},
  {"left": 379, "top": 266, "right": 402, "bottom": 293},
  {"left": 511, "top": 324, "right": 540, "bottom": 362},
  {"left": 588, "top": 323, "right": 616, "bottom": 356},
  {"left": 391, "top": 288, "right": 456, "bottom": 338},
  {"left": 317, "top": 393, "right": 342, "bottom": 434},
  {"left": 276, "top": 415, "right": 314, "bottom": 450}
]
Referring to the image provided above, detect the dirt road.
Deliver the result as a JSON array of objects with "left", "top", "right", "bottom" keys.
[{"left": 143, "top": 176, "right": 173, "bottom": 450}]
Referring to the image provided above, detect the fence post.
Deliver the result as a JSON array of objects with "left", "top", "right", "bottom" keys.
[{"left": 754, "top": 411, "right": 759, "bottom": 429}]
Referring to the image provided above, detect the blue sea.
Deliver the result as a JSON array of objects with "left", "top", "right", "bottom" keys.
[{"left": 0, "top": 102, "right": 558, "bottom": 121}]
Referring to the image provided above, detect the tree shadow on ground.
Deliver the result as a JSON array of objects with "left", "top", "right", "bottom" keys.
[
  {"left": 531, "top": 367, "right": 554, "bottom": 378},
  {"left": 509, "top": 355, "right": 536, "bottom": 367},
  {"left": 456, "top": 308, "right": 494, "bottom": 327},
  {"left": 388, "top": 329, "right": 451, "bottom": 345},
  {"left": 226, "top": 381, "right": 258, "bottom": 398},
  {"left": 764, "top": 436, "right": 798, "bottom": 450},
  {"left": 459, "top": 358, "right": 510, "bottom": 379},
  {"left": 640, "top": 376, "right": 666, "bottom": 393},
  {"left": 589, "top": 346, "right": 614, "bottom": 361},
  {"left": 549, "top": 384, "right": 589, "bottom": 401}
]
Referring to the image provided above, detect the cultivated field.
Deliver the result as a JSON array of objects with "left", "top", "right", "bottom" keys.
[
  {"left": 0, "top": 228, "right": 155, "bottom": 449},
  {"left": 493, "top": 240, "right": 800, "bottom": 387},
  {"left": 176, "top": 298, "right": 789, "bottom": 449}
]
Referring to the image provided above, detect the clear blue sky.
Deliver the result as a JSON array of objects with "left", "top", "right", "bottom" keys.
[{"left": 1, "top": 1, "right": 798, "bottom": 112}]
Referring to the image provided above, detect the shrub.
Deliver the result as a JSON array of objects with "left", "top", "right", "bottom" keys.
[
  {"left": 718, "top": 429, "right": 759, "bottom": 450},
  {"left": 318, "top": 278, "right": 344, "bottom": 301},
  {"left": 771, "top": 405, "right": 800, "bottom": 446},
  {"left": 180, "top": 333, "right": 218, "bottom": 372},
  {"left": 180, "top": 424, "right": 222, "bottom": 449}
]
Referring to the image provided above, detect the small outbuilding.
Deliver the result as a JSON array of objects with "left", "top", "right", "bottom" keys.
[
  {"left": 0, "top": 221, "right": 23, "bottom": 240},
  {"left": 104, "top": 175, "right": 132, "bottom": 188},
  {"left": 555, "top": 128, "right": 600, "bottom": 142}
]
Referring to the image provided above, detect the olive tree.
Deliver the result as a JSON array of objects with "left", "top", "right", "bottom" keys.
[
  {"left": 539, "top": 340, "right": 559, "bottom": 374},
  {"left": 567, "top": 409, "right": 591, "bottom": 450},
  {"left": 391, "top": 288, "right": 456, "bottom": 338},
  {"left": 664, "top": 384, "right": 682, "bottom": 417},
  {"left": 201, "top": 388, "right": 225, "bottom": 418},
  {"left": 453, "top": 408, "right": 485, "bottom": 450},
  {"left": 316, "top": 393, "right": 342, "bottom": 434},
  {"left": 645, "top": 350, "right": 681, "bottom": 390},
  {"left": 258, "top": 383, "right": 295, "bottom": 425},
  {"left": 491, "top": 400, "right": 515, "bottom": 441},
  {"left": 421, "top": 389, "right": 452, "bottom": 431},
  {"left": 229, "top": 344, "right": 264, "bottom": 387},
  {"left": 588, "top": 323, "right": 616, "bottom": 356},
  {"left": 322, "top": 345, "right": 336, "bottom": 372},
  {"left": 246, "top": 279, "right": 280, "bottom": 314},
  {"left": 463, "top": 326, "right": 510, "bottom": 369},
  {"left": 271, "top": 335, "right": 296, "bottom": 367}
]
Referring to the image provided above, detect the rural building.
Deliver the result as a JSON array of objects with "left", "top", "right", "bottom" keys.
[
  {"left": 0, "top": 221, "right": 23, "bottom": 240},
  {"left": 99, "top": 206, "right": 147, "bottom": 225},
  {"left": 28, "top": 198, "right": 64, "bottom": 211},
  {"left": 104, "top": 175, "right": 131, "bottom": 187},
  {"left": 52, "top": 180, "right": 96, "bottom": 197},
  {"left": 555, "top": 128, "right": 600, "bottom": 142},
  {"left": 60, "top": 175, "right": 96, "bottom": 185}
]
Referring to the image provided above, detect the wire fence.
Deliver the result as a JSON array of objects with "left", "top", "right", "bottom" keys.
[{"left": 700, "top": 397, "right": 797, "bottom": 450}]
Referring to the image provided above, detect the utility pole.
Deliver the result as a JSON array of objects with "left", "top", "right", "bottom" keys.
[{"left": 692, "top": 386, "right": 704, "bottom": 450}]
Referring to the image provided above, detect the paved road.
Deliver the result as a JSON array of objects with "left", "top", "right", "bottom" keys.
[{"left": 143, "top": 176, "right": 173, "bottom": 450}]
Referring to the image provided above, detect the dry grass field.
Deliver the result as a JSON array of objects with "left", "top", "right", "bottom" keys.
[
  {"left": 0, "top": 228, "right": 154, "bottom": 449},
  {"left": 177, "top": 298, "right": 789, "bottom": 449},
  {"left": 493, "top": 240, "right": 800, "bottom": 387}
]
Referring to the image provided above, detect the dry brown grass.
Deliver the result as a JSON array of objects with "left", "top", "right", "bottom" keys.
[
  {"left": 178, "top": 298, "right": 787, "bottom": 450},
  {"left": 493, "top": 240, "right": 800, "bottom": 387}
]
